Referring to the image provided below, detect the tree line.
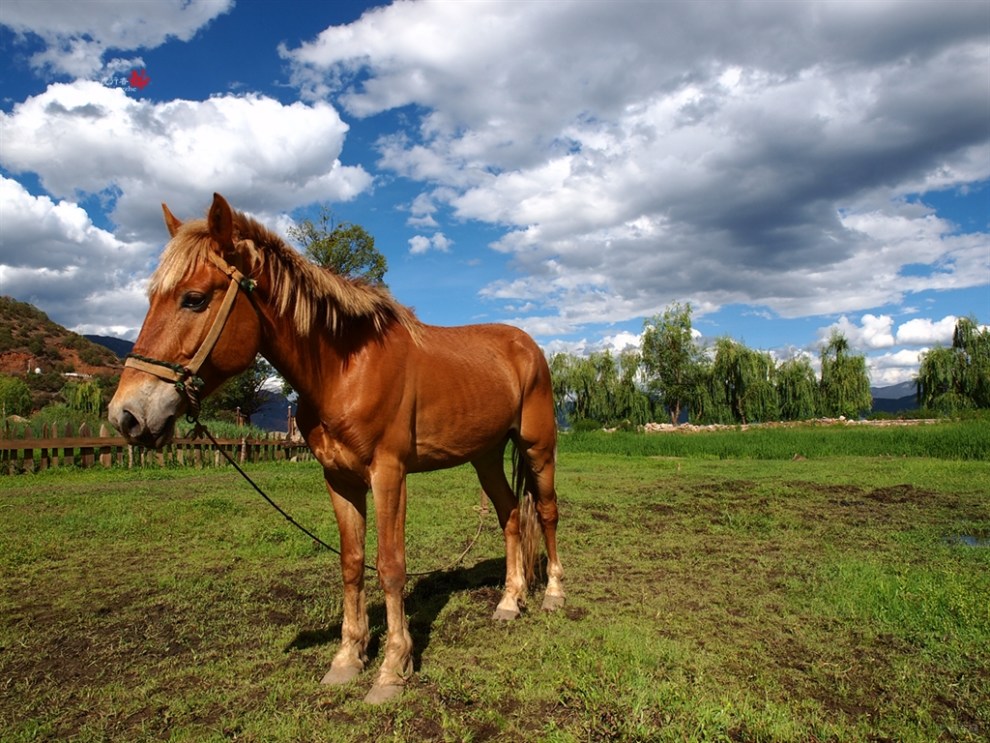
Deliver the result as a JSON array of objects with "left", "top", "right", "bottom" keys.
[{"left": 549, "top": 303, "right": 988, "bottom": 429}]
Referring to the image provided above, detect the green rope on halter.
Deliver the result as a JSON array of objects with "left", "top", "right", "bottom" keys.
[{"left": 126, "top": 353, "right": 205, "bottom": 388}]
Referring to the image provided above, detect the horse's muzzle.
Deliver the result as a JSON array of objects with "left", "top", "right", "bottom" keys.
[{"left": 109, "top": 379, "right": 183, "bottom": 449}]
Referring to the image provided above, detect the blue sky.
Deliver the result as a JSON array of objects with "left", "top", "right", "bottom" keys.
[{"left": 1, "top": 0, "right": 987, "bottom": 386}]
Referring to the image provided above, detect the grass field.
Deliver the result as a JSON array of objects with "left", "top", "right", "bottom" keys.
[{"left": 1, "top": 423, "right": 988, "bottom": 741}]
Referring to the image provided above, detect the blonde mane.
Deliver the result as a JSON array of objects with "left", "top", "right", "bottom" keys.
[{"left": 149, "top": 210, "right": 421, "bottom": 340}]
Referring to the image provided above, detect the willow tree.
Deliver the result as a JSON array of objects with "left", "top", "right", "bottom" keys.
[
  {"left": 776, "top": 355, "right": 818, "bottom": 421},
  {"left": 547, "top": 350, "right": 653, "bottom": 428},
  {"left": 641, "top": 303, "right": 703, "bottom": 424},
  {"left": 818, "top": 331, "right": 872, "bottom": 418},
  {"left": 548, "top": 352, "right": 576, "bottom": 423},
  {"left": 703, "top": 337, "right": 779, "bottom": 424},
  {"left": 917, "top": 316, "right": 989, "bottom": 412},
  {"left": 615, "top": 349, "right": 654, "bottom": 426},
  {"left": 62, "top": 379, "right": 103, "bottom": 416}
]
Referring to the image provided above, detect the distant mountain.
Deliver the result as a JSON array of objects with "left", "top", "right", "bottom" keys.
[
  {"left": 870, "top": 381, "right": 919, "bottom": 414},
  {"left": 85, "top": 335, "right": 134, "bottom": 359},
  {"left": 870, "top": 381, "right": 916, "bottom": 400}
]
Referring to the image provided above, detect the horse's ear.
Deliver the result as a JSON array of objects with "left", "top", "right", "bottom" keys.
[
  {"left": 162, "top": 203, "right": 182, "bottom": 237},
  {"left": 207, "top": 193, "right": 235, "bottom": 251}
]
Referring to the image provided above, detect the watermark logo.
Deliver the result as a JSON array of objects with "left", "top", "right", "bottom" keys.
[{"left": 128, "top": 69, "right": 150, "bottom": 90}]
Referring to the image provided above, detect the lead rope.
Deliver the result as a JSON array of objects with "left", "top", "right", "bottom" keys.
[{"left": 186, "top": 416, "right": 487, "bottom": 576}]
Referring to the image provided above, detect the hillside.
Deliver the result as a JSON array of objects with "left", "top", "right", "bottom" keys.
[{"left": 0, "top": 296, "right": 122, "bottom": 376}]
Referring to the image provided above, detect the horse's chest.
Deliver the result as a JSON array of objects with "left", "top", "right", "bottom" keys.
[{"left": 307, "top": 428, "right": 371, "bottom": 481}]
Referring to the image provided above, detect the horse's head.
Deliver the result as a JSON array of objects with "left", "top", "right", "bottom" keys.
[{"left": 109, "top": 194, "right": 263, "bottom": 448}]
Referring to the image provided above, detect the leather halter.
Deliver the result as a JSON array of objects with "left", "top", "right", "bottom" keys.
[{"left": 124, "top": 252, "right": 255, "bottom": 416}]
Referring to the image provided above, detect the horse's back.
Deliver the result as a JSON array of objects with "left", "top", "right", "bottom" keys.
[{"left": 416, "top": 322, "right": 547, "bottom": 391}]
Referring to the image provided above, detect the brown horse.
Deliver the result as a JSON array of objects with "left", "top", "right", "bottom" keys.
[{"left": 108, "top": 194, "right": 564, "bottom": 703}]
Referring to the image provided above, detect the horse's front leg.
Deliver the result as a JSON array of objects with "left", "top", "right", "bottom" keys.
[
  {"left": 365, "top": 462, "right": 413, "bottom": 704},
  {"left": 320, "top": 473, "right": 371, "bottom": 687}
]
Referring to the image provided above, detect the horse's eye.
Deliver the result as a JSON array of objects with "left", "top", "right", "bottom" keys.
[{"left": 181, "top": 292, "right": 209, "bottom": 311}]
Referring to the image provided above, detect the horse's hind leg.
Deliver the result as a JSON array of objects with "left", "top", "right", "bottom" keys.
[
  {"left": 524, "top": 443, "right": 565, "bottom": 612},
  {"left": 472, "top": 445, "right": 527, "bottom": 620},
  {"left": 518, "top": 394, "right": 565, "bottom": 612}
]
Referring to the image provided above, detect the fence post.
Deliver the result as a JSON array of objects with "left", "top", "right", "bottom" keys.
[
  {"left": 39, "top": 423, "right": 51, "bottom": 471},
  {"left": 79, "top": 422, "right": 94, "bottom": 468},
  {"left": 99, "top": 424, "right": 113, "bottom": 468},
  {"left": 50, "top": 424, "right": 60, "bottom": 468}
]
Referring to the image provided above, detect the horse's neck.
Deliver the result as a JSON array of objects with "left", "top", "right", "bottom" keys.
[
  {"left": 256, "top": 305, "right": 339, "bottom": 405},
  {"left": 256, "top": 300, "right": 383, "bottom": 409}
]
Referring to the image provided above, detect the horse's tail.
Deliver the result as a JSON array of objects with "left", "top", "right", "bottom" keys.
[{"left": 512, "top": 441, "right": 540, "bottom": 588}]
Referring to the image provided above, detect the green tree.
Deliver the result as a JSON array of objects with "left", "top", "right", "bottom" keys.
[
  {"left": 0, "top": 374, "right": 33, "bottom": 417},
  {"left": 615, "top": 350, "right": 654, "bottom": 426},
  {"left": 547, "top": 350, "right": 653, "bottom": 428},
  {"left": 818, "top": 331, "right": 872, "bottom": 419},
  {"left": 917, "top": 316, "right": 989, "bottom": 412},
  {"left": 201, "top": 357, "right": 274, "bottom": 424},
  {"left": 776, "top": 356, "right": 818, "bottom": 421},
  {"left": 549, "top": 352, "right": 575, "bottom": 423},
  {"left": 62, "top": 379, "right": 103, "bottom": 416},
  {"left": 641, "top": 303, "right": 703, "bottom": 424},
  {"left": 703, "top": 337, "right": 778, "bottom": 424},
  {"left": 287, "top": 205, "right": 387, "bottom": 284}
]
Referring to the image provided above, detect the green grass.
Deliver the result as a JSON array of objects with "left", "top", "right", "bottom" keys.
[
  {"left": 564, "top": 416, "right": 990, "bottom": 460},
  {"left": 1, "top": 428, "right": 988, "bottom": 741}
]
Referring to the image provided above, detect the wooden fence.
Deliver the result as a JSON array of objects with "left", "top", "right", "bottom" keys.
[{"left": 0, "top": 422, "right": 313, "bottom": 474}]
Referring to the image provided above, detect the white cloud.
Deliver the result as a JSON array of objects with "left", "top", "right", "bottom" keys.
[
  {"left": 0, "top": 82, "right": 372, "bottom": 242},
  {"left": 1, "top": 0, "right": 234, "bottom": 78},
  {"left": 603, "top": 331, "right": 642, "bottom": 354},
  {"left": 408, "top": 232, "right": 451, "bottom": 255},
  {"left": 895, "top": 316, "right": 958, "bottom": 346},
  {"left": 0, "top": 175, "right": 151, "bottom": 335},
  {"left": 0, "top": 81, "right": 371, "bottom": 334},
  {"left": 818, "top": 314, "right": 896, "bottom": 351},
  {"left": 283, "top": 0, "right": 990, "bottom": 330}
]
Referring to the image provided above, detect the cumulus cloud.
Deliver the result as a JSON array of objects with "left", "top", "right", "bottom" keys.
[
  {"left": 818, "top": 314, "right": 896, "bottom": 350},
  {"left": 408, "top": 232, "right": 452, "bottom": 255},
  {"left": 0, "top": 81, "right": 372, "bottom": 242},
  {"left": 284, "top": 0, "right": 990, "bottom": 329},
  {"left": 818, "top": 313, "right": 963, "bottom": 353},
  {"left": 1, "top": 0, "right": 233, "bottom": 78},
  {"left": 895, "top": 316, "right": 959, "bottom": 346},
  {"left": 0, "top": 81, "right": 371, "bottom": 334},
  {"left": 0, "top": 175, "right": 151, "bottom": 335}
]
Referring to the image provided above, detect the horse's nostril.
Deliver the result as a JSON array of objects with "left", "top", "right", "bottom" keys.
[{"left": 119, "top": 409, "right": 141, "bottom": 438}]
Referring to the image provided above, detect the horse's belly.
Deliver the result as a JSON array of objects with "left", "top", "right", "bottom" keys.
[{"left": 410, "top": 391, "right": 516, "bottom": 471}]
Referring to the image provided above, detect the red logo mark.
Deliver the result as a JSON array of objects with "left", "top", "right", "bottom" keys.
[{"left": 129, "top": 69, "right": 150, "bottom": 90}]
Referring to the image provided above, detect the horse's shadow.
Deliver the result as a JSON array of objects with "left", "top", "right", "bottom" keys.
[{"left": 285, "top": 556, "right": 524, "bottom": 671}]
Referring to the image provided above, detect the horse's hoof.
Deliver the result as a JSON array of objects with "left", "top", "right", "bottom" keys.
[
  {"left": 321, "top": 665, "right": 362, "bottom": 686},
  {"left": 492, "top": 607, "right": 520, "bottom": 621},
  {"left": 542, "top": 593, "right": 565, "bottom": 612},
  {"left": 364, "top": 683, "right": 404, "bottom": 704}
]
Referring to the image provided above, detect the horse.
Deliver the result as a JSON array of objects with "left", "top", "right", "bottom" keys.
[{"left": 108, "top": 193, "right": 564, "bottom": 704}]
